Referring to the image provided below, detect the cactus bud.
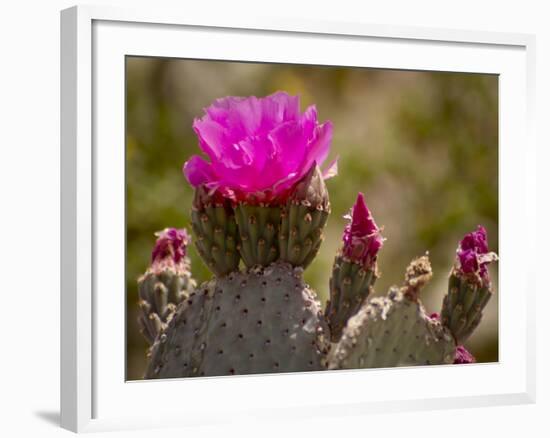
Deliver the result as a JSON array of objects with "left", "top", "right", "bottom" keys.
[
  {"left": 453, "top": 345, "right": 476, "bottom": 364},
  {"left": 191, "top": 185, "right": 241, "bottom": 276},
  {"left": 234, "top": 202, "right": 281, "bottom": 268},
  {"left": 279, "top": 164, "right": 331, "bottom": 268},
  {"left": 456, "top": 225, "right": 497, "bottom": 286},
  {"left": 151, "top": 228, "right": 190, "bottom": 272},
  {"left": 441, "top": 226, "right": 498, "bottom": 344},
  {"left": 325, "top": 193, "right": 384, "bottom": 342},
  {"left": 138, "top": 228, "right": 196, "bottom": 345},
  {"left": 403, "top": 254, "right": 433, "bottom": 300},
  {"left": 342, "top": 193, "right": 384, "bottom": 268}
]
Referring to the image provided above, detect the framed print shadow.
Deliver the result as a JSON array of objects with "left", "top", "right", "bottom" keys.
[{"left": 61, "top": 4, "right": 536, "bottom": 433}]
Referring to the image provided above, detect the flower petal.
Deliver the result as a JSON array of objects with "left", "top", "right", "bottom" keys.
[
  {"left": 258, "top": 92, "right": 300, "bottom": 130},
  {"left": 192, "top": 117, "right": 227, "bottom": 161},
  {"left": 322, "top": 155, "right": 339, "bottom": 180},
  {"left": 268, "top": 120, "right": 308, "bottom": 180},
  {"left": 300, "top": 105, "right": 319, "bottom": 140},
  {"left": 304, "top": 121, "right": 333, "bottom": 173},
  {"left": 210, "top": 96, "right": 263, "bottom": 139},
  {"left": 183, "top": 155, "right": 216, "bottom": 187}
]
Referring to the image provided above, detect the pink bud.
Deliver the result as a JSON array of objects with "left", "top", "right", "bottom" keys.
[
  {"left": 151, "top": 228, "right": 190, "bottom": 266},
  {"left": 453, "top": 345, "right": 476, "bottom": 364},
  {"left": 457, "top": 225, "right": 497, "bottom": 281},
  {"left": 342, "top": 193, "right": 384, "bottom": 268}
]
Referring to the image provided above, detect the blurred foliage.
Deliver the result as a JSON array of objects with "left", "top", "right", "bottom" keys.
[{"left": 126, "top": 57, "right": 498, "bottom": 379}]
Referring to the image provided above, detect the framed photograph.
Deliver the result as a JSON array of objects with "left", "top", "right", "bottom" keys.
[{"left": 61, "top": 5, "right": 536, "bottom": 433}]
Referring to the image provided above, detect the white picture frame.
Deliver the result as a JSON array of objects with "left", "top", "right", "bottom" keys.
[{"left": 60, "top": 4, "right": 536, "bottom": 433}]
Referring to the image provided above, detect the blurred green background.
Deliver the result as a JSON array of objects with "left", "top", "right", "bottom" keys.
[{"left": 126, "top": 57, "right": 499, "bottom": 380}]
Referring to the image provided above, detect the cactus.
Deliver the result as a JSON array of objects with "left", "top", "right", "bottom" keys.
[{"left": 137, "top": 92, "right": 497, "bottom": 378}]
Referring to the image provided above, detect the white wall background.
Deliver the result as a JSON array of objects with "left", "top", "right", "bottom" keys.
[{"left": 0, "top": 0, "right": 547, "bottom": 436}]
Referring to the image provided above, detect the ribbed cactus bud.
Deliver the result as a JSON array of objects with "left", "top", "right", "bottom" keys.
[
  {"left": 235, "top": 203, "right": 281, "bottom": 268},
  {"left": 329, "top": 256, "right": 456, "bottom": 369},
  {"left": 441, "top": 226, "right": 498, "bottom": 344},
  {"left": 191, "top": 186, "right": 241, "bottom": 276},
  {"left": 454, "top": 345, "right": 476, "bottom": 364},
  {"left": 279, "top": 164, "right": 330, "bottom": 268},
  {"left": 325, "top": 193, "right": 384, "bottom": 341},
  {"left": 145, "top": 262, "right": 330, "bottom": 378},
  {"left": 137, "top": 228, "right": 196, "bottom": 345}
]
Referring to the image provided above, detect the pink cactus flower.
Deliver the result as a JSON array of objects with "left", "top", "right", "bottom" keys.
[
  {"left": 183, "top": 92, "right": 336, "bottom": 203},
  {"left": 453, "top": 345, "right": 476, "bottom": 364},
  {"left": 151, "top": 228, "right": 190, "bottom": 266},
  {"left": 342, "top": 193, "right": 384, "bottom": 268},
  {"left": 457, "top": 225, "right": 496, "bottom": 279}
]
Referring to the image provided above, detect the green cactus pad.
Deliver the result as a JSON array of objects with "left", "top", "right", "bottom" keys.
[
  {"left": 279, "top": 165, "right": 330, "bottom": 268},
  {"left": 235, "top": 204, "right": 281, "bottom": 268},
  {"left": 145, "top": 262, "right": 330, "bottom": 378},
  {"left": 328, "top": 287, "right": 456, "bottom": 369},
  {"left": 137, "top": 267, "right": 195, "bottom": 345},
  {"left": 329, "top": 256, "right": 456, "bottom": 369},
  {"left": 325, "top": 255, "right": 376, "bottom": 342},
  {"left": 191, "top": 187, "right": 240, "bottom": 276},
  {"left": 441, "top": 271, "right": 493, "bottom": 345}
]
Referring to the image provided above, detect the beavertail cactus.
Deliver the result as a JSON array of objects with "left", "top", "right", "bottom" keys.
[{"left": 137, "top": 92, "right": 497, "bottom": 378}]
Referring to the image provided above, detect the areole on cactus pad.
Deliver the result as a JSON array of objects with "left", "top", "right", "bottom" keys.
[{"left": 136, "top": 92, "right": 498, "bottom": 378}]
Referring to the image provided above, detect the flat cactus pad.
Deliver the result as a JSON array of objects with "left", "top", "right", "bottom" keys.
[{"left": 145, "top": 262, "right": 330, "bottom": 378}]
